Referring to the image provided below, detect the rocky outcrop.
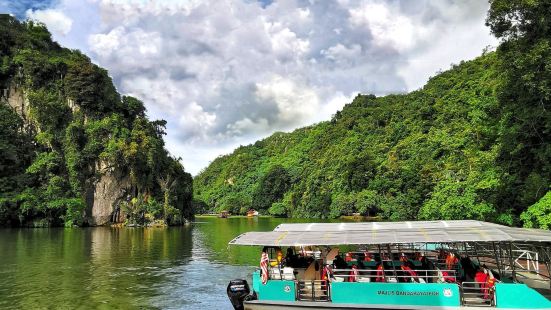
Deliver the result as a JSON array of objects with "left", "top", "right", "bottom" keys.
[
  {"left": 4, "top": 84, "right": 29, "bottom": 120},
  {"left": 86, "top": 167, "right": 131, "bottom": 226}
]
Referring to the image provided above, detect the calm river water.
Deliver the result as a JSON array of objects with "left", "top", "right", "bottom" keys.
[{"left": 0, "top": 217, "right": 338, "bottom": 309}]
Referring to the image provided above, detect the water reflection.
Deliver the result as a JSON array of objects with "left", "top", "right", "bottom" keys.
[{"left": 0, "top": 217, "right": 342, "bottom": 309}]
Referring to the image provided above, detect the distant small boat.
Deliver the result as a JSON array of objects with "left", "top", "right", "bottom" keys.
[
  {"left": 247, "top": 209, "right": 259, "bottom": 217},
  {"left": 219, "top": 211, "right": 230, "bottom": 218}
]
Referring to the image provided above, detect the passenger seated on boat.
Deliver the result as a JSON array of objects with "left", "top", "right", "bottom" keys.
[
  {"left": 445, "top": 252, "right": 459, "bottom": 270},
  {"left": 267, "top": 247, "right": 284, "bottom": 267},
  {"left": 321, "top": 263, "right": 331, "bottom": 280},
  {"left": 364, "top": 252, "right": 373, "bottom": 262},
  {"left": 400, "top": 260, "right": 419, "bottom": 283},
  {"left": 331, "top": 254, "right": 349, "bottom": 281},
  {"left": 375, "top": 258, "right": 386, "bottom": 283},
  {"left": 417, "top": 255, "right": 434, "bottom": 283},
  {"left": 438, "top": 249, "right": 447, "bottom": 261},
  {"left": 348, "top": 264, "right": 359, "bottom": 282},
  {"left": 460, "top": 256, "right": 477, "bottom": 282},
  {"left": 353, "top": 254, "right": 365, "bottom": 269},
  {"left": 437, "top": 267, "right": 457, "bottom": 283},
  {"left": 475, "top": 265, "right": 497, "bottom": 300},
  {"left": 285, "top": 247, "right": 298, "bottom": 267},
  {"left": 475, "top": 266, "right": 488, "bottom": 297},
  {"left": 333, "top": 254, "right": 348, "bottom": 270}
]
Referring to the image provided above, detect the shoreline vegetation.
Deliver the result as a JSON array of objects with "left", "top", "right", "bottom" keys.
[{"left": 194, "top": 214, "right": 382, "bottom": 222}]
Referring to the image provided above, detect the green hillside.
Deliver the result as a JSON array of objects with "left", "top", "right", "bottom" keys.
[
  {"left": 0, "top": 16, "right": 192, "bottom": 227},
  {"left": 195, "top": 1, "right": 551, "bottom": 227}
]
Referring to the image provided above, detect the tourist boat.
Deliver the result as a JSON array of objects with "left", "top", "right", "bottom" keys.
[
  {"left": 226, "top": 220, "right": 551, "bottom": 309},
  {"left": 219, "top": 211, "right": 230, "bottom": 218},
  {"left": 247, "top": 209, "right": 259, "bottom": 217}
]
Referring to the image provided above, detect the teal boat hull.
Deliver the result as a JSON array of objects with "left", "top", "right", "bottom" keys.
[
  {"left": 250, "top": 271, "right": 551, "bottom": 309},
  {"left": 244, "top": 300, "right": 533, "bottom": 310}
]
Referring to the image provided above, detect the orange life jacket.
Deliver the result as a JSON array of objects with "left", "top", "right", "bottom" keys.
[
  {"left": 484, "top": 276, "right": 496, "bottom": 299},
  {"left": 445, "top": 253, "right": 458, "bottom": 270}
]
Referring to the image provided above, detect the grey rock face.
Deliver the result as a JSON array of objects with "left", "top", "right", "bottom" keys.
[
  {"left": 5, "top": 85, "right": 29, "bottom": 120},
  {"left": 87, "top": 168, "right": 131, "bottom": 226}
]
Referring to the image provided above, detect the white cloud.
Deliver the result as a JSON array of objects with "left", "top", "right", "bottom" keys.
[
  {"left": 179, "top": 102, "right": 217, "bottom": 141},
  {"left": 88, "top": 27, "right": 123, "bottom": 57},
  {"left": 321, "top": 43, "right": 362, "bottom": 63},
  {"left": 227, "top": 117, "right": 270, "bottom": 136},
  {"left": 89, "top": 27, "right": 161, "bottom": 60},
  {"left": 348, "top": 2, "right": 428, "bottom": 52},
  {"left": 319, "top": 92, "right": 356, "bottom": 122},
  {"left": 264, "top": 22, "right": 310, "bottom": 61},
  {"left": 255, "top": 76, "right": 319, "bottom": 125},
  {"left": 26, "top": 8, "right": 73, "bottom": 36}
]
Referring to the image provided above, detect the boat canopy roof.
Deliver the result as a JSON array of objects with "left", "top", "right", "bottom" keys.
[
  {"left": 273, "top": 220, "right": 503, "bottom": 232},
  {"left": 229, "top": 220, "right": 551, "bottom": 246}
]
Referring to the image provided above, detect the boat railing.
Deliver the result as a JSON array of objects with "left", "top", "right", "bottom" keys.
[
  {"left": 331, "top": 268, "right": 457, "bottom": 283},
  {"left": 475, "top": 256, "right": 551, "bottom": 281},
  {"left": 296, "top": 280, "right": 330, "bottom": 302},
  {"left": 460, "top": 281, "right": 495, "bottom": 307}
]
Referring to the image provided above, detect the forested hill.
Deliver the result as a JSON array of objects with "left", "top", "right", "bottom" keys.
[
  {"left": 0, "top": 16, "right": 192, "bottom": 227},
  {"left": 195, "top": 1, "right": 551, "bottom": 228}
]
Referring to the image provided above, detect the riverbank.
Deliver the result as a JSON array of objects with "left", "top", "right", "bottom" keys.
[
  {"left": 196, "top": 214, "right": 273, "bottom": 219},
  {"left": 196, "top": 214, "right": 382, "bottom": 221}
]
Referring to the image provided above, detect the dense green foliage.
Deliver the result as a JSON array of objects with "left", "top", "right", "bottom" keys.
[
  {"left": 485, "top": 0, "right": 551, "bottom": 227},
  {"left": 195, "top": 1, "right": 550, "bottom": 227},
  {"left": 521, "top": 192, "right": 551, "bottom": 230},
  {"left": 195, "top": 54, "right": 510, "bottom": 221},
  {"left": 0, "top": 16, "right": 192, "bottom": 227}
]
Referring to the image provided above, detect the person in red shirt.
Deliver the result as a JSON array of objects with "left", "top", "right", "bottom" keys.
[{"left": 475, "top": 267, "right": 489, "bottom": 298}]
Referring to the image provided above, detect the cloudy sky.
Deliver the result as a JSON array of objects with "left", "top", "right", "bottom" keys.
[{"left": 1, "top": 0, "right": 497, "bottom": 175}]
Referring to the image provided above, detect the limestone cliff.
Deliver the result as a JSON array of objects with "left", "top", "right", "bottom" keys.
[
  {"left": 0, "top": 16, "right": 193, "bottom": 227},
  {"left": 2, "top": 86, "right": 132, "bottom": 225}
]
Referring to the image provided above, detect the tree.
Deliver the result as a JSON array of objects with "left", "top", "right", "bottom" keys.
[
  {"left": 252, "top": 165, "right": 291, "bottom": 211},
  {"left": 158, "top": 174, "right": 175, "bottom": 222},
  {"left": 64, "top": 56, "right": 120, "bottom": 114},
  {"left": 521, "top": 191, "right": 551, "bottom": 229},
  {"left": 487, "top": 0, "right": 551, "bottom": 213}
]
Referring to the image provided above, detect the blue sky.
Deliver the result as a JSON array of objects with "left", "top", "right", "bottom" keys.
[
  {"left": 0, "top": 0, "right": 57, "bottom": 18},
  {"left": 3, "top": 0, "right": 497, "bottom": 175}
]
